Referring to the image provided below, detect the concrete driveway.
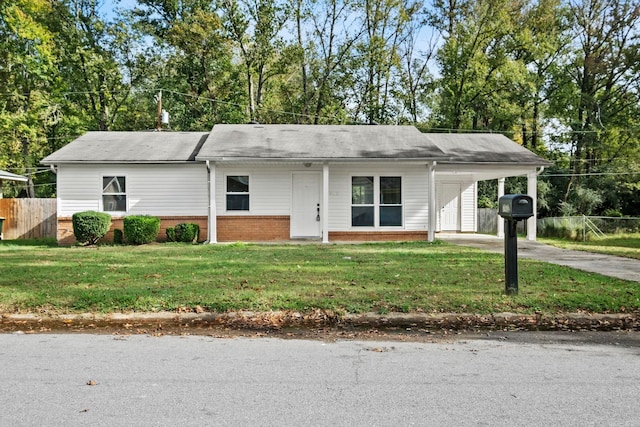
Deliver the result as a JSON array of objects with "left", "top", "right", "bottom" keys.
[{"left": 439, "top": 233, "right": 640, "bottom": 283}]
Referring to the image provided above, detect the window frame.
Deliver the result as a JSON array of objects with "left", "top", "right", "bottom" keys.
[
  {"left": 351, "top": 176, "right": 375, "bottom": 227},
  {"left": 351, "top": 175, "right": 403, "bottom": 228},
  {"left": 225, "top": 174, "right": 251, "bottom": 212},
  {"left": 379, "top": 176, "right": 403, "bottom": 226},
  {"left": 101, "top": 175, "right": 127, "bottom": 213}
]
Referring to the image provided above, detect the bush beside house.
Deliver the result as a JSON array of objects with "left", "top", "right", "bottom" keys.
[
  {"left": 166, "top": 223, "right": 200, "bottom": 243},
  {"left": 123, "top": 215, "right": 160, "bottom": 244},
  {"left": 72, "top": 211, "right": 111, "bottom": 245}
]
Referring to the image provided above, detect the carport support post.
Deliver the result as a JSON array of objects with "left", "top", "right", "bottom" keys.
[
  {"left": 527, "top": 171, "right": 537, "bottom": 241},
  {"left": 207, "top": 161, "right": 217, "bottom": 244},
  {"left": 504, "top": 219, "right": 519, "bottom": 295},
  {"left": 322, "top": 163, "right": 329, "bottom": 243},
  {"left": 428, "top": 161, "right": 436, "bottom": 243},
  {"left": 497, "top": 178, "right": 505, "bottom": 238}
]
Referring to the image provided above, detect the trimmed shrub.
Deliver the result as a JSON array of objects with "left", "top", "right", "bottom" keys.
[
  {"left": 123, "top": 215, "right": 160, "bottom": 245},
  {"left": 113, "top": 228, "right": 123, "bottom": 244},
  {"left": 174, "top": 223, "right": 200, "bottom": 243},
  {"left": 166, "top": 226, "right": 177, "bottom": 242},
  {"left": 72, "top": 211, "right": 111, "bottom": 245}
]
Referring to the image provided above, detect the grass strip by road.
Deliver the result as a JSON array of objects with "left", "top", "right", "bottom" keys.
[
  {"left": 0, "top": 240, "right": 637, "bottom": 316},
  {"left": 540, "top": 234, "right": 640, "bottom": 260}
]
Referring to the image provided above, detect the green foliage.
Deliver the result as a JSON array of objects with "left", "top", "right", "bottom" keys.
[
  {"left": 123, "top": 215, "right": 160, "bottom": 245},
  {"left": 1, "top": 0, "right": 640, "bottom": 218},
  {"left": 166, "top": 223, "right": 199, "bottom": 243},
  {"left": 71, "top": 211, "right": 111, "bottom": 245},
  {"left": 166, "top": 226, "right": 176, "bottom": 242},
  {"left": 174, "top": 223, "right": 200, "bottom": 243},
  {"left": 113, "top": 228, "right": 123, "bottom": 245}
]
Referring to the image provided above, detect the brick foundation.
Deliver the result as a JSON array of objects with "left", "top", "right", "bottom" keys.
[
  {"left": 217, "top": 216, "right": 290, "bottom": 242},
  {"left": 57, "top": 216, "right": 208, "bottom": 245},
  {"left": 57, "top": 214, "right": 429, "bottom": 244},
  {"left": 328, "top": 231, "right": 429, "bottom": 242}
]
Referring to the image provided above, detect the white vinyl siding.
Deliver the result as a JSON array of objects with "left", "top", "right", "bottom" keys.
[
  {"left": 214, "top": 164, "right": 431, "bottom": 232},
  {"left": 460, "top": 181, "right": 477, "bottom": 232},
  {"left": 215, "top": 166, "right": 294, "bottom": 215},
  {"left": 329, "top": 164, "right": 429, "bottom": 232},
  {"left": 56, "top": 164, "right": 208, "bottom": 217}
]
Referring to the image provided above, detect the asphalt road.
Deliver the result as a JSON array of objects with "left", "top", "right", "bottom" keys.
[{"left": 1, "top": 332, "right": 639, "bottom": 426}]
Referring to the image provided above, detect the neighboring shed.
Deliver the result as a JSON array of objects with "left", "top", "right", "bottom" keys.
[{"left": 42, "top": 125, "right": 551, "bottom": 244}]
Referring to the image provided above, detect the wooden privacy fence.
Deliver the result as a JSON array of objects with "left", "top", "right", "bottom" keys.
[
  {"left": 477, "top": 208, "right": 526, "bottom": 235},
  {"left": 0, "top": 198, "right": 56, "bottom": 240}
]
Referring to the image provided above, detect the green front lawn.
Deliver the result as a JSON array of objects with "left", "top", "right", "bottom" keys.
[
  {"left": 540, "top": 234, "right": 640, "bottom": 260},
  {"left": 0, "top": 240, "right": 637, "bottom": 315}
]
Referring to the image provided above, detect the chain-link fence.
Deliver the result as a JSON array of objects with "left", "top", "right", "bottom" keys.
[{"left": 537, "top": 216, "right": 640, "bottom": 241}]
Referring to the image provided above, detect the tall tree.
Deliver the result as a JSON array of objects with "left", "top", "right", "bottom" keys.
[
  {"left": 395, "top": 5, "right": 436, "bottom": 123},
  {"left": 429, "top": 0, "right": 525, "bottom": 131},
  {"left": 0, "top": 0, "right": 57, "bottom": 196},
  {"left": 131, "top": 0, "right": 243, "bottom": 128},
  {"left": 220, "top": 0, "right": 290, "bottom": 123},
  {"left": 292, "top": 0, "right": 363, "bottom": 123},
  {"left": 549, "top": 0, "right": 640, "bottom": 205},
  {"left": 509, "top": 0, "right": 572, "bottom": 149},
  {"left": 54, "top": 0, "right": 137, "bottom": 131},
  {"left": 346, "top": 0, "right": 422, "bottom": 124}
]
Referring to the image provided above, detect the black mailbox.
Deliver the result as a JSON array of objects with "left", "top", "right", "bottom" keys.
[{"left": 498, "top": 194, "right": 534, "bottom": 220}]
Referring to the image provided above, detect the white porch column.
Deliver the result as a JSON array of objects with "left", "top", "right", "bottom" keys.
[
  {"left": 527, "top": 171, "right": 537, "bottom": 241},
  {"left": 207, "top": 161, "right": 217, "bottom": 244},
  {"left": 497, "top": 177, "right": 505, "bottom": 238},
  {"left": 322, "top": 163, "right": 329, "bottom": 243},
  {"left": 428, "top": 161, "right": 437, "bottom": 242}
]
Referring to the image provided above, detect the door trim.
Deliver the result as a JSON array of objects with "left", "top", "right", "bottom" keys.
[{"left": 291, "top": 171, "right": 322, "bottom": 238}]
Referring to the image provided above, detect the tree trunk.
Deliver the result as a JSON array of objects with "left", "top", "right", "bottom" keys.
[{"left": 21, "top": 137, "right": 35, "bottom": 198}]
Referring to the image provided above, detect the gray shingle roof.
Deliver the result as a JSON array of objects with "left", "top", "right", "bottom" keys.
[
  {"left": 41, "top": 131, "right": 209, "bottom": 164},
  {"left": 427, "top": 133, "right": 552, "bottom": 165},
  {"left": 196, "top": 124, "right": 448, "bottom": 161},
  {"left": 40, "top": 126, "right": 551, "bottom": 167}
]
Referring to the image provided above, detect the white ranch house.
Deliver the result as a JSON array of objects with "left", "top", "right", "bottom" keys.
[{"left": 41, "top": 124, "right": 551, "bottom": 245}]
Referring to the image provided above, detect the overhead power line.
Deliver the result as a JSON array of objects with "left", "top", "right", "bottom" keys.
[{"left": 540, "top": 171, "right": 640, "bottom": 177}]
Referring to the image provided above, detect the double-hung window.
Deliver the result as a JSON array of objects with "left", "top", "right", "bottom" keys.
[
  {"left": 226, "top": 175, "right": 250, "bottom": 211},
  {"left": 379, "top": 177, "right": 402, "bottom": 226},
  {"left": 102, "top": 176, "right": 126, "bottom": 212},
  {"left": 351, "top": 176, "right": 402, "bottom": 227},
  {"left": 351, "top": 176, "right": 374, "bottom": 226}
]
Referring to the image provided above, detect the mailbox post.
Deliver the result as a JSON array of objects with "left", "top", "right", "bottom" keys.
[{"left": 498, "top": 195, "right": 534, "bottom": 295}]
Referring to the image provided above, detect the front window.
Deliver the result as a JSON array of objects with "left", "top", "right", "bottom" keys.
[
  {"left": 351, "top": 176, "right": 374, "bottom": 226},
  {"left": 380, "top": 177, "right": 402, "bottom": 226},
  {"left": 102, "top": 176, "right": 126, "bottom": 212},
  {"left": 352, "top": 176, "right": 402, "bottom": 227},
  {"left": 226, "top": 175, "right": 249, "bottom": 211}
]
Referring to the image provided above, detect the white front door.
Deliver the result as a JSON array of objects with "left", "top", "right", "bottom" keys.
[
  {"left": 438, "top": 183, "right": 460, "bottom": 231},
  {"left": 291, "top": 172, "right": 322, "bottom": 238}
]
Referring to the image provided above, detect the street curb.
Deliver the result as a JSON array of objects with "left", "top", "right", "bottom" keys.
[{"left": 2, "top": 311, "right": 639, "bottom": 332}]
